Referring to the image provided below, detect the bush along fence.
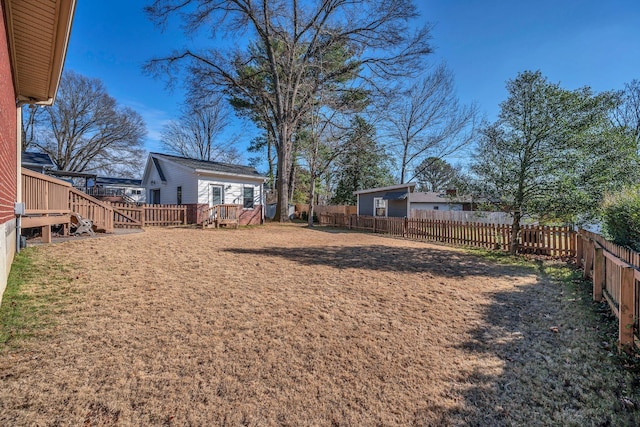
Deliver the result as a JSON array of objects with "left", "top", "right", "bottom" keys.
[
  {"left": 109, "top": 203, "right": 187, "bottom": 228},
  {"left": 319, "top": 213, "right": 639, "bottom": 349}
]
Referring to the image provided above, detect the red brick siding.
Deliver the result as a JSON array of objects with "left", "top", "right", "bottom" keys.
[
  {"left": 0, "top": 5, "right": 17, "bottom": 224},
  {"left": 239, "top": 206, "right": 262, "bottom": 226}
]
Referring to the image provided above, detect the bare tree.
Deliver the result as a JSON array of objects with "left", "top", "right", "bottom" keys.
[
  {"left": 145, "top": 0, "right": 432, "bottom": 221},
  {"left": 386, "top": 63, "right": 477, "bottom": 183},
  {"left": 21, "top": 104, "right": 45, "bottom": 151},
  {"left": 161, "top": 95, "right": 242, "bottom": 163},
  {"left": 612, "top": 79, "right": 640, "bottom": 147},
  {"left": 30, "top": 70, "right": 147, "bottom": 175}
]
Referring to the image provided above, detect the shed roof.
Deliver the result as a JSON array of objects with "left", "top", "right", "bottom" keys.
[{"left": 353, "top": 183, "right": 416, "bottom": 195}]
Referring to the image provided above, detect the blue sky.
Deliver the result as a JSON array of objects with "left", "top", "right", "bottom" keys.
[{"left": 64, "top": 0, "right": 640, "bottom": 163}]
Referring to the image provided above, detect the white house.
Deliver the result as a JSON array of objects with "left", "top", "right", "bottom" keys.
[
  {"left": 141, "top": 153, "right": 266, "bottom": 225},
  {"left": 409, "top": 192, "right": 467, "bottom": 212}
]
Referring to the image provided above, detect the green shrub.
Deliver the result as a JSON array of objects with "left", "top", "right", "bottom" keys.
[{"left": 601, "top": 186, "right": 640, "bottom": 251}]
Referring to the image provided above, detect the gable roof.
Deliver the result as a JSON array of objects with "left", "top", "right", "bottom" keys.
[
  {"left": 151, "top": 153, "right": 265, "bottom": 180},
  {"left": 21, "top": 151, "right": 55, "bottom": 169}
]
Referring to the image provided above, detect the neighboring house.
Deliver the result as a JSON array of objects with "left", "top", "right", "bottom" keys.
[
  {"left": 21, "top": 151, "right": 56, "bottom": 174},
  {"left": 141, "top": 153, "right": 266, "bottom": 225},
  {"left": 0, "top": 0, "right": 76, "bottom": 302},
  {"left": 354, "top": 183, "right": 416, "bottom": 218},
  {"left": 89, "top": 177, "right": 145, "bottom": 204},
  {"left": 409, "top": 192, "right": 472, "bottom": 212}
]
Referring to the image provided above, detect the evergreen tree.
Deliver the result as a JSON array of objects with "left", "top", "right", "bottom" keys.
[{"left": 331, "top": 117, "right": 393, "bottom": 205}]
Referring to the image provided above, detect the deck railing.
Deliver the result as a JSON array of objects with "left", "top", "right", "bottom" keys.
[
  {"left": 21, "top": 169, "right": 71, "bottom": 239},
  {"left": 202, "top": 204, "right": 240, "bottom": 228},
  {"left": 69, "top": 188, "right": 114, "bottom": 233},
  {"left": 21, "top": 168, "right": 71, "bottom": 217}
]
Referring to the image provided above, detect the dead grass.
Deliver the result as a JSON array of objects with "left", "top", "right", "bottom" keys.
[{"left": 1, "top": 224, "right": 639, "bottom": 426}]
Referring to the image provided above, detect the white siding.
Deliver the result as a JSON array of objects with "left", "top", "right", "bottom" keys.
[
  {"left": 197, "top": 176, "right": 262, "bottom": 207},
  {"left": 145, "top": 157, "right": 199, "bottom": 204},
  {"left": 410, "top": 202, "right": 463, "bottom": 211}
]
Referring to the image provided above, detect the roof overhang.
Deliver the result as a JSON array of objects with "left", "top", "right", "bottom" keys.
[
  {"left": 195, "top": 169, "right": 267, "bottom": 182},
  {"left": 353, "top": 183, "right": 416, "bottom": 196},
  {"left": 4, "top": 0, "right": 77, "bottom": 106}
]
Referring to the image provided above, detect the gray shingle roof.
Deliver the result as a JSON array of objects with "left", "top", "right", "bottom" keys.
[
  {"left": 22, "top": 151, "right": 55, "bottom": 168},
  {"left": 152, "top": 153, "right": 264, "bottom": 179},
  {"left": 96, "top": 177, "right": 142, "bottom": 187}
]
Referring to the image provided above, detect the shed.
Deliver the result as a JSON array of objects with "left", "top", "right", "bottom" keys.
[{"left": 354, "top": 183, "right": 416, "bottom": 218}]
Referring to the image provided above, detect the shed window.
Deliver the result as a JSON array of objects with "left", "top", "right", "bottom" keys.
[
  {"left": 243, "top": 187, "right": 255, "bottom": 209},
  {"left": 374, "top": 197, "right": 387, "bottom": 217},
  {"left": 177, "top": 186, "right": 182, "bottom": 205}
]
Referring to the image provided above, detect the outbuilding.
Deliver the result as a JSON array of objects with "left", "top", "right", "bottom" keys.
[
  {"left": 141, "top": 153, "right": 267, "bottom": 225},
  {"left": 354, "top": 183, "right": 416, "bottom": 218}
]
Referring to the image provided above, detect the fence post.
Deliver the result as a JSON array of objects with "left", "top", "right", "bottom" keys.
[
  {"left": 404, "top": 217, "right": 408, "bottom": 238},
  {"left": 373, "top": 217, "right": 376, "bottom": 233},
  {"left": 576, "top": 232, "right": 584, "bottom": 268},
  {"left": 592, "top": 247, "right": 604, "bottom": 302},
  {"left": 619, "top": 266, "right": 635, "bottom": 349},
  {"left": 583, "top": 239, "right": 593, "bottom": 279}
]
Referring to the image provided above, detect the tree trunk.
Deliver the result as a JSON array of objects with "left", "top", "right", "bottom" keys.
[
  {"left": 509, "top": 211, "right": 522, "bottom": 255},
  {"left": 308, "top": 175, "right": 316, "bottom": 227},
  {"left": 275, "top": 139, "right": 291, "bottom": 222}
]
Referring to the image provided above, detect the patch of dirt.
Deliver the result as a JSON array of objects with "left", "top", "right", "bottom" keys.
[{"left": 1, "top": 224, "right": 638, "bottom": 425}]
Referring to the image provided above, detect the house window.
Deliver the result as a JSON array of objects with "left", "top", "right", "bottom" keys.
[
  {"left": 177, "top": 186, "right": 182, "bottom": 205},
  {"left": 433, "top": 206, "right": 439, "bottom": 210},
  {"left": 374, "top": 197, "right": 387, "bottom": 217},
  {"left": 243, "top": 187, "right": 255, "bottom": 209}
]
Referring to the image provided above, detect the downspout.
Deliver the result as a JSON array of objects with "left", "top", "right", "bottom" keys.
[
  {"left": 260, "top": 183, "right": 264, "bottom": 224},
  {"left": 15, "top": 203, "right": 24, "bottom": 253}
]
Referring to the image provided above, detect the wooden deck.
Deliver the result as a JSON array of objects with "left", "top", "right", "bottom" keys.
[{"left": 202, "top": 204, "right": 240, "bottom": 229}]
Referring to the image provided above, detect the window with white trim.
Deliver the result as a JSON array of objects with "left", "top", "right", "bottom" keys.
[
  {"left": 374, "top": 197, "right": 387, "bottom": 217},
  {"left": 243, "top": 186, "right": 255, "bottom": 209}
]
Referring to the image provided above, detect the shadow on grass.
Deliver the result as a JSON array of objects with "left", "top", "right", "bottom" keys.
[
  {"left": 444, "top": 265, "right": 640, "bottom": 426},
  {"left": 224, "top": 244, "right": 534, "bottom": 279}
]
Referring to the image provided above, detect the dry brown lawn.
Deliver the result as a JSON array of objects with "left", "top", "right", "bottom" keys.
[{"left": 1, "top": 224, "right": 639, "bottom": 426}]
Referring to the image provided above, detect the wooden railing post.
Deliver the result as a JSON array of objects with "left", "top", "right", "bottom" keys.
[
  {"left": 619, "top": 266, "right": 635, "bottom": 348},
  {"left": 592, "top": 247, "right": 604, "bottom": 302}
]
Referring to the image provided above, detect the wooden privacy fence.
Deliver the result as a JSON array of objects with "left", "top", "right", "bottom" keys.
[
  {"left": 578, "top": 228, "right": 640, "bottom": 348},
  {"left": 108, "top": 202, "right": 187, "bottom": 228},
  {"left": 320, "top": 214, "right": 575, "bottom": 257}
]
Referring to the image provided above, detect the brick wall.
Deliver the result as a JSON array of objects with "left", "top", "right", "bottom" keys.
[
  {"left": 0, "top": 5, "right": 17, "bottom": 224},
  {"left": 239, "top": 206, "right": 262, "bottom": 226}
]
